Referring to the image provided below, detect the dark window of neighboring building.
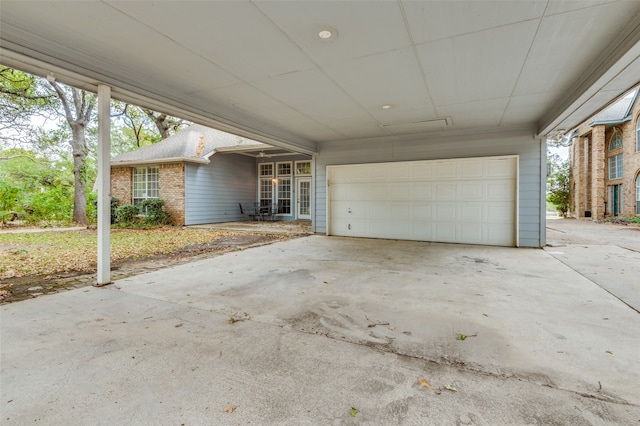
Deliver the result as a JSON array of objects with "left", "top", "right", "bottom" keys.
[{"left": 608, "top": 130, "right": 623, "bottom": 151}]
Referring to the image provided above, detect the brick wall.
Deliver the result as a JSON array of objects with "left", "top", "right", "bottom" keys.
[
  {"left": 623, "top": 108, "right": 640, "bottom": 216},
  {"left": 159, "top": 163, "right": 185, "bottom": 225},
  {"left": 570, "top": 94, "right": 640, "bottom": 219},
  {"left": 110, "top": 163, "right": 186, "bottom": 225},
  {"left": 111, "top": 167, "right": 132, "bottom": 205},
  {"left": 591, "top": 125, "right": 606, "bottom": 218}
]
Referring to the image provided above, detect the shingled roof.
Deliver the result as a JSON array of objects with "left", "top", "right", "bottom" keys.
[
  {"left": 111, "top": 124, "right": 267, "bottom": 166},
  {"left": 591, "top": 87, "right": 638, "bottom": 126}
]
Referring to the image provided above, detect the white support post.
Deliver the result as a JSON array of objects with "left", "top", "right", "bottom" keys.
[{"left": 96, "top": 85, "right": 111, "bottom": 286}]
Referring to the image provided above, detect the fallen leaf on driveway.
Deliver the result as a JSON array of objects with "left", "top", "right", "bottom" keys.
[
  {"left": 351, "top": 407, "right": 358, "bottom": 417},
  {"left": 456, "top": 332, "right": 478, "bottom": 341},
  {"left": 418, "top": 377, "right": 432, "bottom": 389},
  {"left": 224, "top": 405, "right": 237, "bottom": 413},
  {"left": 444, "top": 384, "right": 457, "bottom": 392},
  {"left": 174, "top": 323, "right": 183, "bottom": 328},
  {"left": 605, "top": 350, "right": 613, "bottom": 355}
]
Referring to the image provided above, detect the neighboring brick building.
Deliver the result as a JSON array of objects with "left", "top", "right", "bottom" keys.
[
  {"left": 111, "top": 124, "right": 312, "bottom": 225},
  {"left": 569, "top": 87, "right": 640, "bottom": 219}
]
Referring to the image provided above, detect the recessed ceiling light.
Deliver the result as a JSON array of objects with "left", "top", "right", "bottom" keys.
[
  {"left": 318, "top": 29, "right": 333, "bottom": 39},
  {"left": 381, "top": 104, "right": 392, "bottom": 109}
]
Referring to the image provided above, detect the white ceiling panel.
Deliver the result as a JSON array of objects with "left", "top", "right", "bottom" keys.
[
  {"left": 437, "top": 98, "right": 510, "bottom": 129},
  {"left": 322, "top": 47, "right": 436, "bottom": 120},
  {"left": 108, "top": 1, "right": 317, "bottom": 83},
  {"left": 319, "top": 117, "right": 389, "bottom": 140},
  {"left": 544, "top": 0, "right": 614, "bottom": 16},
  {"left": 2, "top": 1, "right": 241, "bottom": 94},
  {"left": 253, "top": 68, "right": 368, "bottom": 122},
  {"left": 501, "top": 93, "right": 565, "bottom": 127},
  {"left": 403, "top": 1, "right": 546, "bottom": 44},
  {"left": 416, "top": 21, "right": 539, "bottom": 106},
  {"left": 513, "top": 2, "right": 639, "bottom": 96},
  {"left": 254, "top": 1, "right": 411, "bottom": 65}
]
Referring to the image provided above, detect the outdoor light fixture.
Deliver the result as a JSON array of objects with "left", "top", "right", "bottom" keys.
[
  {"left": 318, "top": 29, "right": 333, "bottom": 39},
  {"left": 272, "top": 178, "right": 278, "bottom": 184}
]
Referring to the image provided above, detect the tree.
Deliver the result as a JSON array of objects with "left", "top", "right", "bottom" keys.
[
  {"left": 48, "top": 81, "right": 96, "bottom": 225},
  {"left": 0, "top": 67, "right": 57, "bottom": 145},
  {"left": 1, "top": 66, "right": 187, "bottom": 226},
  {"left": 547, "top": 156, "right": 571, "bottom": 217},
  {"left": 143, "top": 109, "right": 185, "bottom": 139}
]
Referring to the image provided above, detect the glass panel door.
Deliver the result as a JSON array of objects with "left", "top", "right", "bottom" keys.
[{"left": 297, "top": 178, "right": 311, "bottom": 220}]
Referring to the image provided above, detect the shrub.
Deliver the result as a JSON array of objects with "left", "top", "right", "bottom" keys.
[
  {"left": 115, "top": 204, "right": 140, "bottom": 225},
  {"left": 140, "top": 198, "right": 168, "bottom": 225}
]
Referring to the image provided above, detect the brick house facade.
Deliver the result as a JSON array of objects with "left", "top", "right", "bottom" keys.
[
  {"left": 111, "top": 163, "right": 185, "bottom": 225},
  {"left": 569, "top": 87, "right": 640, "bottom": 219}
]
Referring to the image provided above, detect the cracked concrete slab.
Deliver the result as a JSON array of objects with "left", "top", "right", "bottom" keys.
[{"left": 2, "top": 232, "right": 639, "bottom": 425}]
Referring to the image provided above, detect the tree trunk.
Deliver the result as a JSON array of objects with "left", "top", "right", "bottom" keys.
[{"left": 70, "top": 123, "right": 88, "bottom": 225}]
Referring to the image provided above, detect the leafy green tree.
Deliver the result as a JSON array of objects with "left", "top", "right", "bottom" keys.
[
  {"left": 0, "top": 147, "right": 74, "bottom": 224},
  {"left": 1, "top": 66, "right": 187, "bottom": 226},
  {"left": 547, "top": 156, "right": 571, "bottom": 217},
  {"left": 0, "top": 67, "right": 57, "bottom": 142}
]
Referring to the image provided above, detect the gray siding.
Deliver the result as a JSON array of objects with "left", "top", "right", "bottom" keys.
[
  {"left": 185, "top": 154, "right": 257, "bottom": 225},
  {"left": 314, "top": 129, "right": 545, "bottom": 247}
]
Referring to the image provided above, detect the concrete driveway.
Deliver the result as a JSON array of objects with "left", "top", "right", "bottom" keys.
[{"left": 2, "top": 231, "right": 639, "bottom": 424}]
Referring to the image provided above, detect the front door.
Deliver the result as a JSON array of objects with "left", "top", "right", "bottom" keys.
[
  {"left": 296, "top": 178, "right": 311, "bottom": 220},
  {"left": 608, "top": 184, "right": 622, "bottom": 216},
  {"left": 613, "top": 184, "right": 621, "bottom": 216}
]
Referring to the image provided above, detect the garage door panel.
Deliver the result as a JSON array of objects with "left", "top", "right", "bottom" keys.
[
  {"left": 412, "top": 203, "right": 433, "bottom": 219},
  {"left": 376, "top": 183, "right": 411, "bottom": 200},
  {"left": 486, "top": 181, "right": 514, "bottom": 199},
  {"left": 412, "top": 183, "right": 433, "bottom": 199},
  {"left": 328, "top": 156, "right": 517, "bottom": 246},
  {"left": 487, "top": 158, "right": 516, "bottom": 177},
  {"left": 460, "top": 161, "right": 484, "bottom": 178},
  {"left": 411, "top": 163, "right": 433, "bottom": 179},
  {"left": 460, "top": 224, "right": 484, "bottom": 244},
  {"left": 486, "top": 202, "right": 515, "bottom": 222},
  {"left": 434, "top": 163, "right": 458, "bottom": 179},
  {"left": 460, "top": 182, "right": 484, "bottom": 199},
  {"left": 459, "top": 203, "right": 484, "bottom": 221},
  {"left": 434, "top": 203, "right": 457, "bottom": 220},
  {"left": 435, "top": 183, "right": 457, "bottom": 199}
]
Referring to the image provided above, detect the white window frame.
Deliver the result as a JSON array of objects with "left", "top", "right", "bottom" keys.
[
  {"left": 636, "top": 174, "right": 640, "bottom": 215},
  {"left": 258, "top": 163, "right": 274, "bottom": 178},
  {"left": 275, "top": 162, "right": 293, "bottom": 216},
  {"left": 636, "top": 116, "right": 640, "bottom": 152},
  {"left": 608, "top": 130, "right": 623, "bottom": 151},
  {"left": 132, "top": 166, "right": 159, "bottom": 205},
  {"left": 608, "top": 154, "right": 623, "bottom": 180},
  {"left": 276, "top": 161, "right": 292, "bottom": 177},
  {"left": 295, "top": 160, "right": 312, "bottom": 176}
]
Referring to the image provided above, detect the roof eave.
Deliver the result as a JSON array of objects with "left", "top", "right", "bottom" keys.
[
  {"left": 589, "top": 114, "right": 633, "bottom": 127},
  {"left": 110, "top": 157, "right": 210, "bottom": 167}
]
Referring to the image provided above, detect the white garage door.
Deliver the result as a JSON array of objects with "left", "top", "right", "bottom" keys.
[{"left": 327, "top": 156, "right": 518, "bottom": 246}]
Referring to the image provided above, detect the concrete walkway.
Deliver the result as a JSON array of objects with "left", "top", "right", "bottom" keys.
[
  {"left": 546, "top": 217, "right": 640, "bottom": 313},
  {"left": 2, "top": 231, "right": 639, "bottom": 424}
]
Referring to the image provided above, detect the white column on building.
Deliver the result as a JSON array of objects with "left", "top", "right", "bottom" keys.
[{"left": 96, "top": 85, "right": 111, "bottom": 286}]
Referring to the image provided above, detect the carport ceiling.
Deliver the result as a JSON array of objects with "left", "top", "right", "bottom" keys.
[{"left": 2, "top": 1, "right": 640, "bottom": 152}]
